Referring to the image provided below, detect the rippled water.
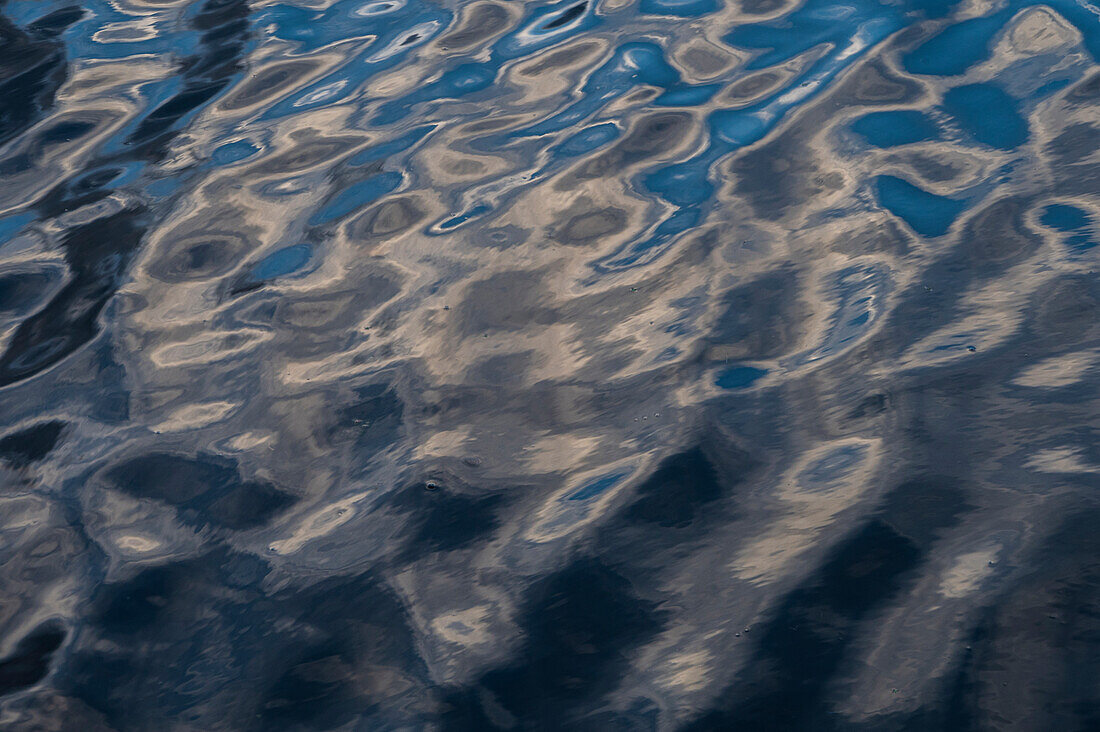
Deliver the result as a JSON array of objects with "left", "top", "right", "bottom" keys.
[{"left": 1, "top": 0, "right": 1099, "bottom": 728}]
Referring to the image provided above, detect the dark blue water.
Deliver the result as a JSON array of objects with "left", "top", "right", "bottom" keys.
[{"left": 0, "top": 0, "right": 1099, "bottom": 729}]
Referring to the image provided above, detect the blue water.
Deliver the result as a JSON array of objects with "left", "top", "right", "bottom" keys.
[
  {"left": 851, "top": 110, "right": 942, "bottom": 147},
  {"left": 1, "top": 0, "right": 1099, "bottom": 729}
]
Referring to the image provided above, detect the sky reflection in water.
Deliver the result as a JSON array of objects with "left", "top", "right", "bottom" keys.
[{"left": 1, "top": 0, "right": 1100, "bottom": 729}]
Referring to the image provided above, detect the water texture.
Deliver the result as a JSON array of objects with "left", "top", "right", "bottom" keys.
[{"left": 0, "top": 0, "right": 1098, "bottom": 729}]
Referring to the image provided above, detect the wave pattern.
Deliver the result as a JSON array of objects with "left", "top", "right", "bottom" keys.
[{"left": 1, "top": 0, "right": 1099, "bottom": 728}]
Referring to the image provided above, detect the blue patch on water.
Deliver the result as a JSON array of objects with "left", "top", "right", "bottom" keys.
[
  {"left": 1041, "top": 204, "right": 1090, "bottom": 232},
  {"left": 712, "top": 110, "right": 769, "bottom": 147},
  {"left": 942, "top": 83, "right": 1028, "bottom": 150},
  {"left": 145, "top": 177, "right": 185, "bottom": 199},
  {"left": 518, "top": 43, "right": 683, "bottom": 138},
  {"left": 568, "top": 471, "right": 628, "bottom": 501},
  {"left": 437, "top": 203, "right": 492, "bottom": 231},
  {"left": 875, "top": 175, "right": 966, "bottom": 237},
  {"left": 249, "top": 244, "right": 314, "bottom": 282},
  {"left": 0, "top": 213, "right": 34, "bottom": 248},
  {"left": 212, "top": 140, "right": 261, "bottom": 165},
  {"left": 851, "top": 111, "right": 940, "bottom": 148},
  {"left": 902, "top": 12, "right": 1010, "bottom": 76},
  {"left": 655, "top": 83, "right": 722, "bottom": 107},
  {"left": 640, "top": 0, "right": 718, "bottom": 18},
  {"left": 1034, "top": 78, "right": 1073, "bottom": 98},
  {"left": 1040, "top": 204, "right": 1098, "bottom": 251},
  {"left": 67, "top": 1, "right": 198, "bottom": 60},
  {"left": 727, "top": 1, "right": 856, "bottom": 72},
  {"left": 652, "top": 208, "right": 701, "bottom": 239},
  {"left": 1066, "top": 233, "right": 1098, "bottom": 251},
  {"left": 262, "top": 4, "right": 318, "bottom": 44},
  {"left": 437, "top": 64, "right": 497, "bottom": 95},
  {"left": 907, "top": 0, "right": 962, "bottom": 19},
  {"left": 349, "top": 126, "right": 435, "bottom": 165},
  {"left": 310, "top": 172, "right": 404, "bottom": 225},
  {"left": 645, "top": 165, "right": 713, "bottom": 206},
  {"left": 715, "top": 366, "right": 768, "bottom": 389}
]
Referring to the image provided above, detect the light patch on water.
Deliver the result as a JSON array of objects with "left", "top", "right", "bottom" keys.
[
  {"left": 939, "top": 548, "right": 999, "bottom": 598},
  {"left": 1026, "top": 446, "right": 1100, "bottom": 473},
  {"left": 1012, "top": 349, "right": 1099, "bottom": 388},
  {"left": 732, "top": 438, "right": 881, "bottom": 585},
  {"left": 430, "top": 605, "right": 494, "bottom": 646},
  {"left": 267, "top": 491, "right": 371, "bottom": 555},
  {"left": 151, "top": 401, "right": 240, "bottom": 432},
  {"left": 661, "top": 649, "right": 715, "bottom": 692},
  {"left": 113, "top": 533, "right": 163, "bottom": 554}
]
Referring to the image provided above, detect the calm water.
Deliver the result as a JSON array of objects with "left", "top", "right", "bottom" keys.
[{"left": 0, "top": 0, "right": 1098, "bottom": 729}]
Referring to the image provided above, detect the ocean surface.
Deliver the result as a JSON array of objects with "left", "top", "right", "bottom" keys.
[{"left": 0, "top": 0, "right": 1098, "bottom": 729}]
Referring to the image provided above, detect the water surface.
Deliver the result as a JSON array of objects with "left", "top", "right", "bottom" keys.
[{"left": 1, "top": 0, "right": 1099, "bottom": 729}]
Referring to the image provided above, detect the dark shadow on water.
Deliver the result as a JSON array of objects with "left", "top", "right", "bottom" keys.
[
  {"left": 621, "top": 445, "right": 748, "bottom": 529},
  {"left": 682, "top": 477, "right": 970, "bottom": 731},
  {"left": 0, "top": 0, "right": 255, "bottom": 386},
  {"left": 0, "top": 623, "right": 66, "bottom": 697},
  {"left": 102, "top": 452, "right": 296, "bottom": 530},
  {"left": 0, "top": 420, "right": 65, "bottom": 468},
  {"left": 0, "top": 210, "right": 147, "bottom": 387},
  {"left": 391, "top": 478, "right": 509, "bottom": 560},
  {"left": 440, "top": 559, "right": 667, "bottom": 730},
  {"left": 0, "top": 6, "right": 76, "bottom": 148}
]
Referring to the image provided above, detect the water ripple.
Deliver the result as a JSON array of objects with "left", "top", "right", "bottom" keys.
[{"left": 0, "top": 0, "right": 1099, "bottom": 728}]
